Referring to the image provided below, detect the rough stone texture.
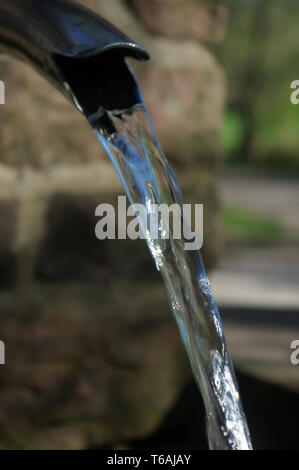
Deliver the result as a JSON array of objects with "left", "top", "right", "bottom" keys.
[
  {"left": 0, "top": 58, "right": 103, "bottom": 168},
  {"left": 0, "top": 0, "right": 226, "bottom": 449},
  {"left": 126, "top": 0, "right": 228, "bottom": 46},
  {"left": 139, "top": 65, "right": 223, "bottom": 168},
  {"left": 0, "top": 282, "right": 189, "bottom": 449}
]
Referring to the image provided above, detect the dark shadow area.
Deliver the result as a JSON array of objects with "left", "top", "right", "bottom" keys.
[
  {"left": 35, "top": 193, "right": 158, "bottom": 283},
  {"left": 129, "top": 371, "right": 299, "bottom": 450},
  {"left": 55, "top": 49, "right": 142, "bottom": 133},
  {"left": 221, "top": 306, "right": 299, "bottom": 328},
  {"left": 0, "top": 253, "right": 16, "bottom": 290}
]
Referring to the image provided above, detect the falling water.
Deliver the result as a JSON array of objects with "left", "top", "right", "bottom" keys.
[{"left": 91, "top": 103, "right": 252, "bottom": 450}]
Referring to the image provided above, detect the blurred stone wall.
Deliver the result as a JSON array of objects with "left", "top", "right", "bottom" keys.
[{"left": 0, "top": 0, "right": 227, "bottom": 449}]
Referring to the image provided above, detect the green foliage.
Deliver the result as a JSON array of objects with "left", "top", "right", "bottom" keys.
[
  {"left": 223, "top": 0, "right": 299, "bottom": 171},
  {"left": 221, "top": 206, "right": 285, "bottom": 245},
  {"left": 221, "top": 110, "right": 246, "bottom": 157}
]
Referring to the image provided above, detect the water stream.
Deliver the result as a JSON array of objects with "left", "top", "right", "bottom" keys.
[{"left": 90, "top": 101, "right": 252, "bottom": 450}]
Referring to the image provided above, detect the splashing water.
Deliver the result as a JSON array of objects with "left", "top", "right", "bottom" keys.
[{"left": 91, "top": 103, "right": 252, "bottom": 450}]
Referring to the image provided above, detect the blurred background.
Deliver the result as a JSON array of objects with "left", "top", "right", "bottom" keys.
[{"left": 0, "top": 0, "right": 298, "bottom": 450}]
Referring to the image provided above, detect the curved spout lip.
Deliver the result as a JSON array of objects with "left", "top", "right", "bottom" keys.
[
  {"left": 0, "top": 0, "right": 149, "bottom": 87},
  {"left": 69, "top": 41, "right": 150, "bottom": 61},
  {"left": 0, "top": 0, "right": 150, "bottom": 60},
  {"left": 41, "top": 0, "right": 150, "bottom": 62},
  {"left": 0, "top": 0, "right": 150, "bottom": 132},
  {"left": 54, "top": 41, "right": 150, "bottom": 64}
]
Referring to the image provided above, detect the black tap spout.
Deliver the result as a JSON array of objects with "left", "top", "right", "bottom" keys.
[{"left": 0, "top": 0, "right": 149, "bottom": 127}]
